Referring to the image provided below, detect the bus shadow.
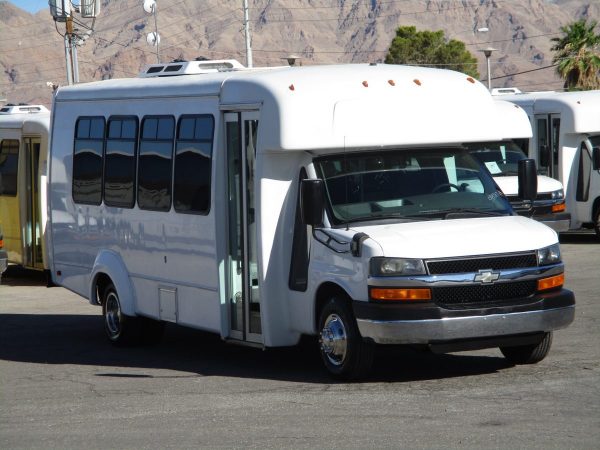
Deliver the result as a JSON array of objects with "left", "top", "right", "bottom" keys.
[
  {"left": 0, "top": 313, "right": 513, "bottom": 383},
  {"left": 0, "top": 266, "right": 48, "bottom": 287}
]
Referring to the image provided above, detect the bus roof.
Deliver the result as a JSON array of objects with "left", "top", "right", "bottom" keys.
[
  {"left": 54, "top": 63, "right": 514, "bottom": 151},
  {"left": 0, "top": 107, "right": 51, "bottom": 133},
  {"left": 497, "top": 90, "right": 600, "bottom": 134}
]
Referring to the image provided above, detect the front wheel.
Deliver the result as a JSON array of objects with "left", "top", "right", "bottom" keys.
[
  {"left": 500, "top": 332, "right": 553, "bottom": 365},
  {"left": 318, "top": 297, "right": 374, "bottom": 380}
]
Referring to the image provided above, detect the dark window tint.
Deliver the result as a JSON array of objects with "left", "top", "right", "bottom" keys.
[
  {"left": 73, "top": 117, "right": 104, "bottom": 204},
  {"left": 0, "top": 139, "right": 19, "bottom": 196},
  {"left": 138, "top": 116, "right": 174, "bottom": 211},
  {"left": 289, "top": 169, "right": 310, "bottom": 291},
  {"left": 174, "top": 115, "right": 214, "bottom": 214},
  {"left": 105, "top": 117, "right": 138, "bottom": 208}
]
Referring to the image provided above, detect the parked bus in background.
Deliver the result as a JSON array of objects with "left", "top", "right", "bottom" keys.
[
  {"left": 495, "top": 89, "right": 600, "bottom": 238},
  {"left": 0, "top": 104, "right": 50, "bottom": 272},
  {"left": 48, "top": 61, "right": 574, "bottom": 379},
  {"left": 464, "top": 100, "right": 570, "bottom": 232}
]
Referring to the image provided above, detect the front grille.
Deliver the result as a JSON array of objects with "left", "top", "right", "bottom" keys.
[
  {"left": 432, "top": 280, "right": 537, "bottom": 309},
  {"left": 426, "top": 253, "right": 537, "bottom": 274}
]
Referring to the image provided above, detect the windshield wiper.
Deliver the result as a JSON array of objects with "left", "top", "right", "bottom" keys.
[{"left": 435, "top": 208, "right": 508, "bottom": 219}]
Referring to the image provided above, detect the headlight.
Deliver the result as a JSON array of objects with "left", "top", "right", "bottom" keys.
[
  {"left": 370, "top": 257, "right": 426, "bottom": 276},
  {"left": 537, "top": 243, "right": 561, "bottom": 266},
  {"left": 551, "top": 189, "right": 564, "bottom": 200}
]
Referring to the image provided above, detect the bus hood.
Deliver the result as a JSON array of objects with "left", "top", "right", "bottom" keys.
[
  {"left": 494, "top": 175, "right": 563, "bottom": 196},
  {"left": 354, "top": 215, "right": 557, "bottom": 259}
]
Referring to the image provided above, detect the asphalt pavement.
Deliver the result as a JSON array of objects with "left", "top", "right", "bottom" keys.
[{"left": 0, "top": 232, "right": 598, "bottom": 449}]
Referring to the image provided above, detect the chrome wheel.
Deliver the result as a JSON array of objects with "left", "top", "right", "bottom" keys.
[
  {"left": 319, "top": 313, "right": 348, "bottom": 366},
  {"left": 104, "top": 291, "right": 122, "bottom": 339}
]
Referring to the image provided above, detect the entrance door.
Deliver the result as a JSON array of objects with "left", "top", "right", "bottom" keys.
[
  {"left": 535, "top": 114, "right": 561, "bottom": 180},
  {"left": 23, "top": 137, "right": 43, "bottom": 269},
  {"left": 224, "top": 111, "right": 262, "bottom": 343}
]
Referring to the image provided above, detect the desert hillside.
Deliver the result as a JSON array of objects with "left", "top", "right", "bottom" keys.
[{"left": 1, "top": 0, "right": 598, "bottom": 107}]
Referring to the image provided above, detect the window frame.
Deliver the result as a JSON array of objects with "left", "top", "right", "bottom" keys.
[
  {"left": 137, "top": 115, "right": 175, "bottom": 212},
  {"left": 72, "top": 115, "right": 105, "bottom": 206},
  {"left": 103, "top": 115, "right": 139, "bottom": 209},
  {"left": 173, "top": 114, "right": 215, "bottom": 215}
]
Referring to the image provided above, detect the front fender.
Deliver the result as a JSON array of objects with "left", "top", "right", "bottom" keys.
[{"left": 89, "top": 250, "right": 136, "bottom": 317}]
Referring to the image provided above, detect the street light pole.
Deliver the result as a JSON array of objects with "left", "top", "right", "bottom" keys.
[{"left": 480, "top": 47, "right": 496, "bottom": 90}]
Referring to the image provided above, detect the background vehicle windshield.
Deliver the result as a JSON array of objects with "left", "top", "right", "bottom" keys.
[
  {"left": 464, "top": 141, "right": 527, "bottom": 176},
  {"left": 314, "top": 148, "right": 512, "bottom": 225}
]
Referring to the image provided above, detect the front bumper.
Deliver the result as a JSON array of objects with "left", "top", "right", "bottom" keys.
[
  {"left": 0, "top": 250, "right": 7, "bottom": 275},
  {"left": 529, "top": 212, "right": 571, "bottom": 233},
  {"left": 354, "top": 288, "right": 575, "bottom": 345}
]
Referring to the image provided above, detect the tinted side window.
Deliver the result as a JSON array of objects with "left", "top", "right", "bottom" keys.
[
  {"left": 105, "top": 117, "right": 138, "bottom": 208},
  {"left": 174, "top": 115, "right": 214, "bottom": 214},
  {"left": 0, "top": 139, "right": 19, "bottom": 196},
  {"left": 73, "top": 117, "right": 104, "bottom": 205},
  {"left": 138, "top": 116, "right": 174, "bottom": 211}
]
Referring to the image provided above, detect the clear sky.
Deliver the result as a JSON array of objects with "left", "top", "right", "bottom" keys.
[{"left": 7, "top": 0, "right": 50, "bottom": 14}]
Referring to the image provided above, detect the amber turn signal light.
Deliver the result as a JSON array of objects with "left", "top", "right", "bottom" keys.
[
  {"left": 552, "top": 202, "right": 566, "bottom": 213},
  {"left": 537, "top": 273, "right": 564, "bottom": 291},
  {"left": 370, "top": 288, "right": 431, "bottom": 301}
]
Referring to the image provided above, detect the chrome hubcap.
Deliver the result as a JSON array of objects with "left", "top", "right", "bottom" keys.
[
  {"left": 105, "top": 292, "right": 121, "bottom": 338},
  {"left": 319, "top": 314, "right": 348, "bottom": 366}
]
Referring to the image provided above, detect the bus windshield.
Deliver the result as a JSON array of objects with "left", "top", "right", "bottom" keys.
[
  {"left": 314, "top": 147, "right": 512, "bottom": 225},
  {"left": 464, "top": 141, "right": 528, "bottom": 176}
]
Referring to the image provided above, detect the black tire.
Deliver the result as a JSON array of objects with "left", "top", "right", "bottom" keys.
[
  {"left": 500, "top": 332, "right": 553, "bottom": 365},
  {"left": 593, "top": 206, "right": 600, "bottom": 239},
  {"left": 318, "top": 296, "right": 374, "bottom": 380},
  {"left": 101, "top": 282, "right": 143, "bottom": 346}
]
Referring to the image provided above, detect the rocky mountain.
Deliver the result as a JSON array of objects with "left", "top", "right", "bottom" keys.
[{"left": 1, "top": 0, "right": 598, "bottom": 107}]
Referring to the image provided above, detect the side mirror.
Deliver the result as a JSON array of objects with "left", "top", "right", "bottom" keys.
[
  {"left": 593, "top": 147, "right": 600, "bottom": 171},
  {"left": 518, "top": 158, "right": 538, "bottom": 202},
  {"left": 300, "top": 179, "right": 325, "bottom": 227}
]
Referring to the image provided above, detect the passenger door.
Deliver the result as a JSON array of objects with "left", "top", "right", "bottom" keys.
[
  {"left": 224, "top": 111, "right": 262, "bottom": 343},
  {"left": 23, "top": 137, "right": 44, "bottom": 269},
  {"left": 535, "top": 114, "right": 561, "bottom": 181}
]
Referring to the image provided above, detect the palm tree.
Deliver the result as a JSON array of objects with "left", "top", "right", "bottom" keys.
[{"left": 551, "top": 19, "right": 600, "bottom": 90}]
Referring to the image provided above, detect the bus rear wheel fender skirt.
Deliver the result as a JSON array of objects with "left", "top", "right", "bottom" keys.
[{"left": 90, "top": 250, "right": 136, "bottom": 316}]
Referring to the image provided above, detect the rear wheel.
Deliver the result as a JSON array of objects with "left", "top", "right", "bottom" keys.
[
  {"left": 593, "top": 206, "right": 600, "bottom": 239},
  {"left": 318, "top": 296, "right": 374, "bottom": 380},
  {"left": 500, "top": 332, "right": 553, "bottom": 365},
  {"left": 102, "top": 282, "right": 143, "bottom": 346}
]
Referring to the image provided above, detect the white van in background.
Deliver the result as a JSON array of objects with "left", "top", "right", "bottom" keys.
[
  {"left": 47, "top": 61, "right": 575, "bottom": 379},
  {"left": 465, "top": 100, "right": 569, "bottom": 232},
  {"left": 495, "top": 90, "right": 600, "bottom": 237}
]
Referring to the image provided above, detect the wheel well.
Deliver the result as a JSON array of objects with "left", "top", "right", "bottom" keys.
[
  {"left": 593, "top": 197, "right": 600, "bottom": 220},
  {"left": 314, "top": 282, "right": 352, "bottom": 330},
  {"left": 94, "top": 273, "right": 113, "bottom": 305}
]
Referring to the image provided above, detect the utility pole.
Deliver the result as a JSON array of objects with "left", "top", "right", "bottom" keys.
[
  {"left": 50, "top": 1, "right": 100, "bottom": 85},
  {"left": 243, "top": 0, "right": 253, "bottom": 68}
]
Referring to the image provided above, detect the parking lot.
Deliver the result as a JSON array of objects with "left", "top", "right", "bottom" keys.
[{"left": 1, "top": 232, "right": 599, "bottom": 449}]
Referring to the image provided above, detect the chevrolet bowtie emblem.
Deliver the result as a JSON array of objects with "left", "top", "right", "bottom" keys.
[{"left": 474, "top": 270, "right": 501, "bottom": 283}]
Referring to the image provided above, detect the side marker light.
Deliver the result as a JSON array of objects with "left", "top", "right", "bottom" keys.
[{"left": 537, "top": 273, "right": 564, "bottom": 291}]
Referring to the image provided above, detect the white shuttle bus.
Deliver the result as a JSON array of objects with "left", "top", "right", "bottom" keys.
[
  {"left": 0, "top": 104, "right": 51, "bottom": 272},
  {"left": 498, "top": 90, "right": 600, "bottom": 237},
  {"left": 48, "top": 61, "right": 575, "bottom": 379},
  {"left": 465, "top": 100, "right": 570, "bottom": 232}
]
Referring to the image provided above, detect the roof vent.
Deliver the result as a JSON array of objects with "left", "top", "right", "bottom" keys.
[
  {"left": 138, "top": 59, "right": 246, "bottom": 77},
  {"left": 491, "top": 87, "right": 522, "bottom": 96},
  {"left": 0, "top": 105, "right": 49, "bottom": 114}
]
